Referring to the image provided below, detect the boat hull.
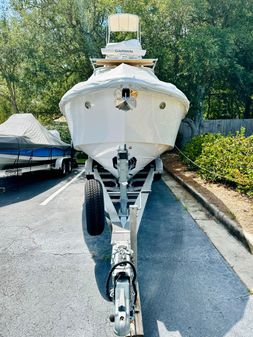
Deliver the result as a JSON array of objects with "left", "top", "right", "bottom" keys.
[
  {"left": 64, "top": 87, "right": 186, "bottom": 176},
  {"left": 0, "top": 135, "right": 71, "bottom": 170}
]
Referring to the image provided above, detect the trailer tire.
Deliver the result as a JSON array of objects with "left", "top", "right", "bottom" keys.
[
  {"left": 60, "top": 160, "right": 67, "bottom": 176},
  {"left": 85, "top": 179, "right": 105, "bottom": 236},
  {"left": 67, "top": 160, "right": 72, "bottom": 173}
]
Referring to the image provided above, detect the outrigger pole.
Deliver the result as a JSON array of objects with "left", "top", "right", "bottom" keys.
[{"left": 84, "top": 145, "right": 163, "bottom": 336}]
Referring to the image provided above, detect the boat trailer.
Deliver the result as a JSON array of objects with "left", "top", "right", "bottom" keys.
[{"left": 84, "top": 145, "right": 163, "bottom": 336}]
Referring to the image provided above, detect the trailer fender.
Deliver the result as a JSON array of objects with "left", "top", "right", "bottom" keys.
[{"left": 53, "top": 157, "right": 69, "bottom": 170}]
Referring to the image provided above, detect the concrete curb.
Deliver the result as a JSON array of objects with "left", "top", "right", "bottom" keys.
[{"left": 165, "top": 169, "right": 252, "bottom": 254}]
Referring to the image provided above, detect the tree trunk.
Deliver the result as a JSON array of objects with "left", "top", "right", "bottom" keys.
[
  {"left": 194, "top": 85, "right": 206, "bottom": 127},
  {"left": 10, "top": 98, "right": 19, "bottom": 114},
  {"left": 5, "top": 80, "right": 19, "bottom": 114}
]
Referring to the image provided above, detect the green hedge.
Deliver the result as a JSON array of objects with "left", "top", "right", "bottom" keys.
[
  {"left": 181, "top": 129, "right": 253, "bottom": 196},
  {"left": 181, "top": 133, "right": 223, "bottom": 170}
]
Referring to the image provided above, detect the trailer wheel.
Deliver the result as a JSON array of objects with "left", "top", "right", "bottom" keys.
[
  {"left": 84, "top": 179, "right": 105, "bottom": 236},
  {"left": 60, "top": 160, "right": 67, "bottom": 176},
  {"left": 67, "top": 160, "right": 72, "bottom": 173}
]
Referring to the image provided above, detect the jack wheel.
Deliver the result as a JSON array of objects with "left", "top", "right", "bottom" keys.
[{"left": 84, "top": 179, "right": 105, "bottom": 236}]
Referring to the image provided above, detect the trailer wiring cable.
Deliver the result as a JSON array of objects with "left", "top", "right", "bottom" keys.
[
  {"left": 106, "top": 260, "right": 137, "bottom": 304},
  {"left": 174, "top": 144, "right": 227, "bottom": 181}
]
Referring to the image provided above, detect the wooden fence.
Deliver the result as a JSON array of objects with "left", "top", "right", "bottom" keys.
[{"left": 177, "top": 118, "right": 253, "bottom": 146}]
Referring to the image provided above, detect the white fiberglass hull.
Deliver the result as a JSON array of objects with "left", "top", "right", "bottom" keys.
[{"left": 60, "top": 64, "right": 189, "bottom": 177}]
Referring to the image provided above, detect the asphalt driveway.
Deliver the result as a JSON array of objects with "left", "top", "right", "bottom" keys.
[{"left": 0, "top": 169, "right": 252, "bottom": 337}]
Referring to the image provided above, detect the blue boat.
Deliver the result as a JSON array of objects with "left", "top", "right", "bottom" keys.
[{"left": 0, "top": 114, "right": 71, "bottom": 171}]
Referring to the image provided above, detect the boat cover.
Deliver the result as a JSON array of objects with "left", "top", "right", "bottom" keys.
[
  {"left": 0, "top": 113, "right": 69, "bottom": 146},
  {"left": 105, "top": 39, "right": 142, "bottom": 50},
  {"left": 101, "top": 39, "right": 146, "bottom": 58},
  {"left": 60, "top": 63, "right": 189, "bottom": 113}
]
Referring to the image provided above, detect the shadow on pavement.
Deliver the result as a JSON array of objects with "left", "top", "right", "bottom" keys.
[
  {"left": 0, "top": 170, "right": 77, "bottom": 207},
  {"left": 81, "top": 203, "right": 111, "bottom": 301},
  {"left": 138, "top": 180, "right": 249, "bottom": 337}
]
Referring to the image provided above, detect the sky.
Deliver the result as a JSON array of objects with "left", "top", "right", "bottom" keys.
[{"left": 0, "top": 0, "right": 11, "bottom": 19}]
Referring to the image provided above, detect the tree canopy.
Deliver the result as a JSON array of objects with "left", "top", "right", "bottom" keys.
[{"left": 0, "top": 0, "right": 252, "bottom": 123}]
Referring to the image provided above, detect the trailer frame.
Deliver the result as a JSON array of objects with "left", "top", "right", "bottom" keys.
[
  {"left": 0, "top": 156, "right": 73, "bottom": 179},
  {"left": 84, "top": 146, "right": 163, "bottom": 337}
]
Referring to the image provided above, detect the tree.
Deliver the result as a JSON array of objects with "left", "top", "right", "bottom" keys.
[
  {"left": 0, "top": 0, "right": 252, "bottom": 122},
  {"left": 0, "top": 17, "right": 26, "bottom": 113}
]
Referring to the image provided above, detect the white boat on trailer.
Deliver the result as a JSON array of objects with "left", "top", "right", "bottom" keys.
[{"left": 60, "top": 14, "right": 189, "bottom": 337}]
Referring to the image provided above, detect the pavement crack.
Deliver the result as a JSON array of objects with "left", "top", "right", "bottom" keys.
[
  {"left": 45, "top": 252, "right": 85, "bottom": 256},
  {"left": 25, "top": 225, "right": 34, "bottom": 232},
  {"left": 0, "top": 239, "right": 18, "bottom": 252}
]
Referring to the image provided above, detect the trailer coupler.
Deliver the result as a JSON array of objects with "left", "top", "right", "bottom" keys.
[{"left": 106, "top": 244, "right": 137, "bottom": 336}]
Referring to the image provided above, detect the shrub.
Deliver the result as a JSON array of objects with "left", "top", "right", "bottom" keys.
[
  {"left": 181, "top": 129, "right": 253, "bottom": 196},
  {"left": 181, "top": 133, "right": 223, "bottom": 170}
]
